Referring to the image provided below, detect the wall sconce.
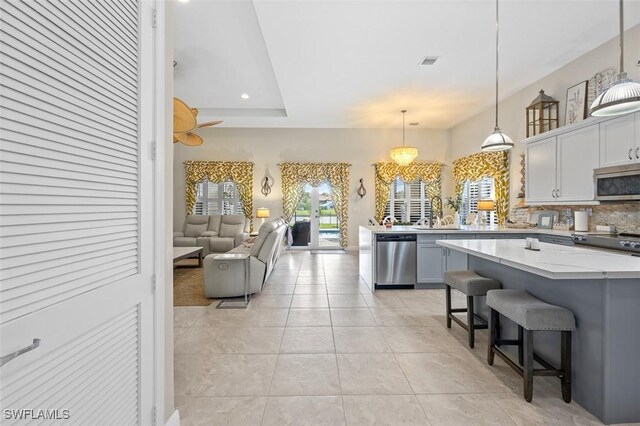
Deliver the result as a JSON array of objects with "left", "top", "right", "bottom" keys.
[
  {"left": 261, "top": 177, "right": 272, "bottom": 197},
  {"left": 356, "top": 178, "right": 367, "bottom": 198}
]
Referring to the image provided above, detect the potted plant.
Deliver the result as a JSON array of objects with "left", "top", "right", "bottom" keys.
[{"left": 445, "top": 194, "right": 463, "bottom": 226}]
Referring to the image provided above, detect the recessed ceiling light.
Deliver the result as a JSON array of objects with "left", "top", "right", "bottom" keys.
[
  {"left": 241, "top": 93, "right": 250, "bottom": 99},
  {"left": 420, "top": 56, "right": 439, "bottom": 66},
  {"left": 177, "top": 0, "right": 189, "bottom": 3}
]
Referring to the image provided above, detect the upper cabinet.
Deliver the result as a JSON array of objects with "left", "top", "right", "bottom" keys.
[
  {"left": 525, "top": 125, "right": 599, "bottom": 205},
  {"left": 556, "top": 125, "right": 599, "bottom": 202},
  {"left": 523, "top": 112, "right": 640, "bottom": 206},
  {"left": 600, "top": 114, "right": 638, "bottom": 167},
  {"left": 525, "top": 136, "right": 556, "bottom": 203}
]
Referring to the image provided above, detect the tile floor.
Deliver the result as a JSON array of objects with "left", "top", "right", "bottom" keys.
[{"left": 174, "top": 251, "right": 604, "bottom": 426}]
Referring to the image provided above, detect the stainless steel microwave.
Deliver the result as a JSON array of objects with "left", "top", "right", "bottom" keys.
[{"left": 594, "top": 164, "right": 640, "bottom": 201}]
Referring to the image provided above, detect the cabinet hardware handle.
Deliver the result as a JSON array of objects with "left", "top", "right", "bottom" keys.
[
  {"left": 552, "top": 189, "right": 555, "bottom": 198},
  {"left": 629, "top": 148, "right": 633, "bottom": 160},
  {"left": 556, "top": 188, "right": 560, "bottom": 198},
  {"left": 636, "top": 147, "right": 639, "bottom": 160},
  {"left": 1, "top": 338, "right": 41, "bottom": 367}
]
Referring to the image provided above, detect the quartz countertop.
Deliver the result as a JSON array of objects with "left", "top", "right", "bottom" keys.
[
  {"left": 436, "top": 239, "right": 640, "bottom": 280},
  {"left": 361, "top": 224, "right": 577, "bottom": 237}
]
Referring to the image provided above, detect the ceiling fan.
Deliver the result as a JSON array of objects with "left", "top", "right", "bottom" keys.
[{"left": 173, "top": 97, "right": 222, "bottom": 146}]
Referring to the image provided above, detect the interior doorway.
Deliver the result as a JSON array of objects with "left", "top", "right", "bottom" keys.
[{"left": 290, "top": 182, "right": 341, "bottom": 249}]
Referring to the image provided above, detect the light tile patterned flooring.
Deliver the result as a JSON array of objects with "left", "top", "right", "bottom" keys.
[{"left": 174, "top": 251, "right": 603, "bottom": 426}]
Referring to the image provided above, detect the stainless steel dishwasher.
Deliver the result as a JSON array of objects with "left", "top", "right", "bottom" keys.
[{"left": 375, "top": 234, "right": 417, "bottom": 289}]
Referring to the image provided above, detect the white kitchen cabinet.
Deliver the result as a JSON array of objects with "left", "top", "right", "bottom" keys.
[
  {"left": 444, "top": 246, "right": 468, "bottom": 271},
  {"left": 599, "top": 113, "right": 638, "bottom": 167},
  {"left": 525, "top": 136, "right": 557, "bottom": 203},
  {"left": 525, "top": 124, "right": 599, "bottom": 205},
  {"left": 417, "top": 243, "right": 444, "bottom": 283},
  {"left": 556, "top": 124, "right": 599, "bottom": 202}
]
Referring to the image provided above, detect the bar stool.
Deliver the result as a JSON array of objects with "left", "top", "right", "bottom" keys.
[
  {"left": 443, "top": 270, "right": 501, "bottom": 348},
  {"left": 486, "top": 289, "right": 575, "bottom": 403}
]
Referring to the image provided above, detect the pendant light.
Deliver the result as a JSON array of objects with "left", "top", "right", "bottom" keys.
[
  {"left": 590, "top": 0, "right": 640, "bottom": 117},
  {"left": 390, "top": 110, "right": 418, "bottom": 166},
  {"left": 481, "top": 0, "right": 514, "bottom": 152}
]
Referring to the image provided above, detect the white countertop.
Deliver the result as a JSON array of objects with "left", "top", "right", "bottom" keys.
[
  {"left": 361, "top": 224, "right": 576, "bottom": 237},
  {"left": 436, "top": 239, "right": 640, "bottom": 280}
]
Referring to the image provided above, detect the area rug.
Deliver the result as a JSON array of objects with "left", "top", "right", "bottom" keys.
[{"left": 173, "top": 261, "right": 213, "bottom": 306}]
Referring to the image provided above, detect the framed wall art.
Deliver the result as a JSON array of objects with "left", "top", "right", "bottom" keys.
[{"left": 565, "top": 81, "right": 588, "bottom": 125}]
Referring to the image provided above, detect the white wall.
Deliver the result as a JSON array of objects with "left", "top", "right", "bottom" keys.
[
  {"left": 173, "top": 127, "right": 451, "bottom": 247},
  {"left": 449, "top": 24, "right": 640, "bottom": 209}
]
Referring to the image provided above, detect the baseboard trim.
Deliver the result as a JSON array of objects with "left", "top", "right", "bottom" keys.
[{"left": 165, "top": 409, "right": 180, "bottom": 426}]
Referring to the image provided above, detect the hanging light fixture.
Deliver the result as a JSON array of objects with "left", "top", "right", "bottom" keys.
[
  {"left": 390, "top": 110, "right": 418, "bottom": 166},
  {"left": 481, "top": 0, "right": 514, "bottom": 152},
  {"left": 590, "top": 0, "right": 640, "bottom": 117}
]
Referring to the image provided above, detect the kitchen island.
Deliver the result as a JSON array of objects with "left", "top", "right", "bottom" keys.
[
  {"left": 358, "top": 225, "right": 576, "bottom": 291},
  {"left": 436, "top": 239, "right": 640, "bottom": 424}
]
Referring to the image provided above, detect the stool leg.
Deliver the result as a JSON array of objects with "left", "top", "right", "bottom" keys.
[
  {"left": 445, "top": 285, "right": 452, "bottom": 329},
  {"left": 561, "top": 331, "right": 572, "bottom": 403},
  {"left": 466, "top": 295, "right": 475, "bottom": 348},
  {"left": 518, "top": 325, "right": 524, "bottom": 366},
  {"left": 487, "top": 308, "right": 497, "bottom": 365},
  {"left": 523, "top": 329, "right": 534, "bottom": 402}
]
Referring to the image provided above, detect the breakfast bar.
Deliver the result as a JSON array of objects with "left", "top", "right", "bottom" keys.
[{"left": 436, "top": 239, "right": 640, "bottom": 424}]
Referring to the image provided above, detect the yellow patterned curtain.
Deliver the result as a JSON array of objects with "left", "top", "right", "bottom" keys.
[
  {"left": 374, "top": 162, "right": 444, "bottom": 223},
  {"left": 184, "top": 161, "right": 254, "bottom": 230},
  {"left": 279, "top": 162, "right": 351, "bottom": 248},
  {"left": 452, "top": 151, "right": 509, "bottom": 224}
]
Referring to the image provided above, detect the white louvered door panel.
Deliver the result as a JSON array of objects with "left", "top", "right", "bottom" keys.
[{"left": 0, "top": 0, "right": 155, "bottom": 424}]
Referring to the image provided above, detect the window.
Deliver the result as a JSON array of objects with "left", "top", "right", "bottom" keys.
[
  {"left": 384, "top": 178, "right": 432, "bottom": 223},
  {"left": 460, "top": 177, "right": 497, "bottom": 225},
  {"left": 194, "top": 180, "right": 243, "bottom": 215}
]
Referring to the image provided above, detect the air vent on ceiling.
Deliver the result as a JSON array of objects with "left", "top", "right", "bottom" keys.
[{"left": 420, "top": 56, "right": 439, "bottom": 66}]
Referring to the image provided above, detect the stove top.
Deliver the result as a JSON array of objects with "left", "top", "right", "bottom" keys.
[{"left": 571, "top": 232, "right": 640, "bottom": 254}]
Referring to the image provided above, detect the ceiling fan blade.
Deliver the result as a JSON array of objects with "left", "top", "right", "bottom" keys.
[
  {"left": 174, "top": 132, "right": 204, "bottom": 146},
  {"left": 197, "top": 120, "right": 223, "bottom": 128},
  {"left": 173, "top": 97, "right": 197, "bottom": 133}
]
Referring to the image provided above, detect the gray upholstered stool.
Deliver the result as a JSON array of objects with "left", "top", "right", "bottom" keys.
[
  {"left": 486, "top": 289, "right": 576, "bottom": 403},
  {"left": 443, "top": 270, "right": 501, "bottom": 348}
]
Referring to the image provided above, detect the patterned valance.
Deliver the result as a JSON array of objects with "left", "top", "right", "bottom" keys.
[
  {"left": 452, "top": 151, "right": 509, "bottom": 224},
  {"left": 184, "top": 161, "right": 254, "bottom": 230},
  {"left": 279, "top": 162, "right": 351, "bottom": 248},
  {"left": 374, "top": 162, "right": 444, "bottom": 223}
]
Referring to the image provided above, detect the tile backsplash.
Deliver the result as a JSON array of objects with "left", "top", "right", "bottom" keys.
[{"left": 521, "top": 202, "right": 640, "bottom": 233}]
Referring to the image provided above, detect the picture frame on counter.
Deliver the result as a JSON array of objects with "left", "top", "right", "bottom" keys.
[
  {"left": 565, "top": 80, "right": 588, "bottom": 125},
  {"left": 537, "top": 212, "right": 555, "bottom": 229}
]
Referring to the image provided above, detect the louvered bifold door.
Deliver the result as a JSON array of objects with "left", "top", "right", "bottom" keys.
[{"left": 0, "top": 0, "right": 155, "bottom": 424}]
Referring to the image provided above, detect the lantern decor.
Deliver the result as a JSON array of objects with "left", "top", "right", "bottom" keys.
[{"left": 526, "top": 90, "right": 559, "bottom": 137}]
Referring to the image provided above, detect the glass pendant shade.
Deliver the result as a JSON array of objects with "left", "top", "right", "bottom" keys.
[
  {"left": 590, "top": 73, "right": 640, "bottom": 116},
  {"left": 589, "top": 0, "right": 640, "bottom": 117},
  {"left": 481, "top": 0, "right": 513, "bottom": 152},
  {"left": 482, "top": 127, "right": 514, "bottom": 152},
  {"left": 390, "top": 146, "right": 418, "bottom": 166}
]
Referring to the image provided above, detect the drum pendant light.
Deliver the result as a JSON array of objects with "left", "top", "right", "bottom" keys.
[
  {"left": 590, "top": 0, "right": 640, "bottom": 117},
  {"left": 390, "top": 110, "right": 418, "bottom": 166},
  {"left": 481, "top": 0, "right": 514, "bottom": 152}
]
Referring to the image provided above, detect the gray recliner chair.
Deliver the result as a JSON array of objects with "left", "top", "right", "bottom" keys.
[
  {"left": 204, "top": 218, "right": 287, "bottom": 298},
  {"left": 174, "top": 214, "right": 250, "bottom": 256}
]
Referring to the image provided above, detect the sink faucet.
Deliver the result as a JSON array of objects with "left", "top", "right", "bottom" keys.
[{"left": 428, "top": 195, "right": 443, "bottom": 228}]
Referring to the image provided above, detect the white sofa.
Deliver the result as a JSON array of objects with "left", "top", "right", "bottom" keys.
[
  {"left": 173, "top": 214, "right": 250, "bottom": 256},
  {"left": 204, "top": 218, "right": 287, "bottom": 298}
]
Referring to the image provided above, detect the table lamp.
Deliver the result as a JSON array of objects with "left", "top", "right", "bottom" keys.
[
  {"left": 256, "top": 207, "right": 270, "bottom": 228},
  {"left": 477, "top": 199, "right": 495, "bottom": 227}
]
